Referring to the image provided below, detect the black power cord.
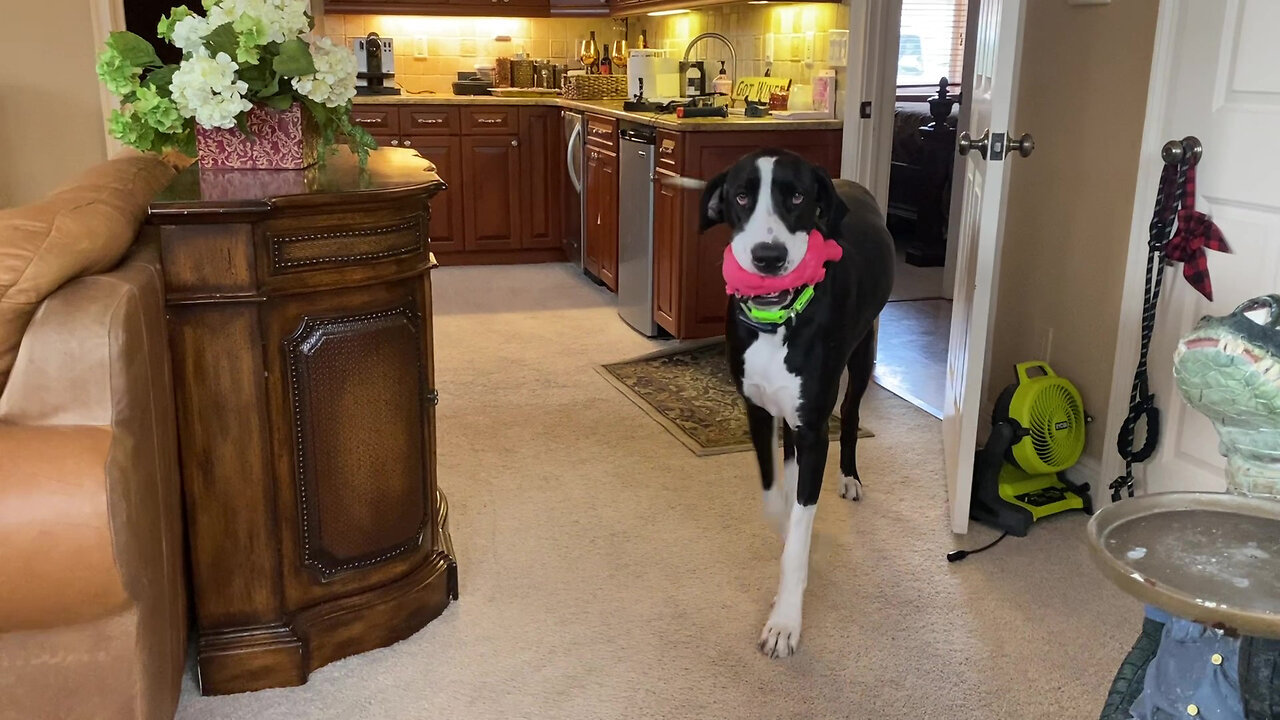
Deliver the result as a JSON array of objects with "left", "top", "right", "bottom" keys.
[{"left": 947, "top": 532, "right": 1009, "bottom": 563}]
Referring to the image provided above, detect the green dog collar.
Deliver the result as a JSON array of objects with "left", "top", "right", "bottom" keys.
[{"left": 742, "top": 285, "right": 816, "bottom": 326}]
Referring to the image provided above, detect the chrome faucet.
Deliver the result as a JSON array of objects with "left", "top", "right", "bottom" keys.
[{"left": 682, "top": 32, "right": 737, "bottom": 91}]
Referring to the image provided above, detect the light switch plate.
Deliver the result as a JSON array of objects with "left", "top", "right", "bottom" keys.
[
  {"left": 764, "top": 33, "right": 775, "bottom": 63},
  {"left": 828, "top": 29, "right": 849, "bottom": 67},
  {"left": 413, "top": 36, "right": 428, "bottom": 59},
  {"left": 803, "top": 31, "right": 815, "bottom": 65}
]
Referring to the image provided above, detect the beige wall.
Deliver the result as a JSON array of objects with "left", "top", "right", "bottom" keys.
[
  {"left": 986, "top": 0, "right": 1159, "bottom": 463},
  {"left": 0, "top": 0, "right": 109, "bottom": 208}
]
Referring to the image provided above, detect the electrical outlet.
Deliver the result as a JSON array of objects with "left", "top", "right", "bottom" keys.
[
  {"left": 803, "top": 31, "right": 815, "bottom": 65},
  {"left": 1039, "top": 327, "right": 1054, "bottom": 363},
  {"left": 413, "top": 36, "right": 428, "bottom": 59},
  {"left": 764, "top": 33, "right": 775, "bottom": 63},
  {"left": 828, "top": 29, "right": 849, "bottom": 66}
]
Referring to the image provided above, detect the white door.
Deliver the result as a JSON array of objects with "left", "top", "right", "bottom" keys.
[
  {"left": 1103, "top": 0, "right": 1280, "bottom": 496},
  {"left": 841, "top": 0, "right": 902, "bottom": 208},
  {"left": 942, "top": 0, "right": 1028, "bottom": 534}
]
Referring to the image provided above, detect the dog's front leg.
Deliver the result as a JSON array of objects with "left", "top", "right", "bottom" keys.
[
  {"left": 745, "top": 402, "right": 788, "bottom": 538},
  {"left": 759, "top": 424, "right": 826, "bottom": 658}
]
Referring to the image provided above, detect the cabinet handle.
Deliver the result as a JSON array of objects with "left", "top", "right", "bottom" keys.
[
  {"left": 403, "top": 139, "right": 413, "bottom": 147},
  {"left": 660, "top": 144, "right": 674, "bottom": 155},
  {"left": 511, "top": 139, "right": 519, "bottom": 147},
  {"left": 391, "top": 139, "right": 400, "bottom": 146},
  {"left": 354, "top": 117, "right": 380, "bottom": 125},
  {"left": 416, "top": 117, "right": 443, "bottom": 124},
  {"left": 478, "top": 118, "right": 504, "bottom": 124}
]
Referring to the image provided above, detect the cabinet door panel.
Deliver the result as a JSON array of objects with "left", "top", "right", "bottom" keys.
[
  {"left": 461, "top": 136, "right": 522, "bottom": 250},
  {"left": 519, "top": 107, "right": 561, "bottom": 249},
  {"left": 411, "top": 137, "right": 464, "bottom": 253},
  {"left": 596, "top": 150, "right": 618, "bottom": 291},
  {"left": 583, "top": 148, "right": 603, "bottom": 277},
  {"left": 653, "top": 169, "right": 681, "bottom": 333}
]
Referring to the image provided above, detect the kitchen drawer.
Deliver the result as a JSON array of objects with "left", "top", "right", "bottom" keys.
[
  {"left": 584, "top": 113, "right": 617, "bottom": 150},
  {"left": 401, "top": 107, "right": 459, "bottom": 135},
  {"left": 656, "top": 130, "right": 681, "bottom": 174},
  {"left": 349, "top": 106, "right": 399, "bottom": 135},
  {"left": 461, "top": 107, "right": 517, "bottom": 134}
]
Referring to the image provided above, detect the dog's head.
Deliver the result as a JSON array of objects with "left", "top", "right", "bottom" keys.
[{"left": 698, "top": 150, "right": 847, "bottom": 277}]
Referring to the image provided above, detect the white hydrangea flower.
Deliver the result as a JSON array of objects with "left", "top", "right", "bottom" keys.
[
  {"left": 291, "top": 36, "right": 358, "bottom": 107},
  {"left": 170, "top": 14, "right": 210, "bottom": 55},
  {"left": 207, "top": 0, "right": 310, "bottom": 46},
  {"left": 169, "top": 51, "right": 253, "bottom": 129}
]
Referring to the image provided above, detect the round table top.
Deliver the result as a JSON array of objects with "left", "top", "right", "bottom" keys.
[{"left": 1088, "top": 491, "right": 1280, "bottom": 638}]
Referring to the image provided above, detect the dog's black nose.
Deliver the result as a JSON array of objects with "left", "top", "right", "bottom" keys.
[{"left": 751, "top": 243, "right": 788, "bottom": 274}]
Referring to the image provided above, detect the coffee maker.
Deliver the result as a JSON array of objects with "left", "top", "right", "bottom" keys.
[{"left": 353, "top": 33, "right": 400, "bottom": 95}]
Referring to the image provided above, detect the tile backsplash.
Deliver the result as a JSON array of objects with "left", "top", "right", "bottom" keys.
[{"left": 319, "top": 2, "right": 848, "bottom": 99}]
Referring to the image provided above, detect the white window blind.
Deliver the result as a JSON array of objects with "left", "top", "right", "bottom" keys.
[{"left": 897, "top": 0, "right": 969, "bottom": 87}]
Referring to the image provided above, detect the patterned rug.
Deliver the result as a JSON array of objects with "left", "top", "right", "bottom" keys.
[{"left": 597, "top": 340, "right": 871, "bottom": 456}]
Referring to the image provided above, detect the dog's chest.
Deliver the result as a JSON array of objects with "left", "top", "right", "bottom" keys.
[{"left": 740, "top": 329, "right": 803, "bottom": 426}]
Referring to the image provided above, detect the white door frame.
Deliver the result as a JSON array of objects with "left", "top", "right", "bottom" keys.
[
  {"left": 841, "top": 0, "right": 902, "bottom": 212},
  {"left": 1099, "top": 0, "right": 1183, "bottom": 500},
  {"left": 89, "top": 0, "right": 127, "bottom": 157}
]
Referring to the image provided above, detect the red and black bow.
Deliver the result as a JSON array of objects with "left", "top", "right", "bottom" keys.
[{"left": 1164, "top": 164, "right": 1230, "bottom": 301}]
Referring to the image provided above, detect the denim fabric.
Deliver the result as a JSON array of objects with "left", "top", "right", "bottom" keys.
[{"left": 1130, "top": 606, "right": 1243, "bottom": 719}]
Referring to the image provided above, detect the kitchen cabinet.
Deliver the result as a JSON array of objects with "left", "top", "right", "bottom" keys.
[
  {"left": 650, "top": 128, "right": 843, "bottom": 339},
  {"left": 584, "top": 144, "right": 618, "bottom": 292},
  {"left": 461, "top": 136, "right": 523, "bottom": 251},
  {"left": 354, "top": 103, "right": 565, "bottom": 265},
  {"left": 325, "top": 0, "right": 552, "bottom": 18},
  {"left": 519, "top": 107, "right": 561, "bottom": 250},
  {"left": 549, "top": 0, "right": 610, "bottom": 15}
]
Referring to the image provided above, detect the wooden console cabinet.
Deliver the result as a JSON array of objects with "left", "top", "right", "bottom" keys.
[{"left": 148, "top": 148, "right": 458, "bottom": 695}]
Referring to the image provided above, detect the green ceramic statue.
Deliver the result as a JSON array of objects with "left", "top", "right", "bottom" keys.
[{"left": 1173, "top": 294, "right": 1280, "bottom": 498}]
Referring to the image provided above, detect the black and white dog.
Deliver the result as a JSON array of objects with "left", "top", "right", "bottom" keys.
[{"left": 699, "top": 150, "right": 894, "bottom": 658}]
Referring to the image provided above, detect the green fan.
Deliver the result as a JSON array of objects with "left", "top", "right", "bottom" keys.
[{"left": 970, "top": 361, "right": 1093, "bottom": 536}]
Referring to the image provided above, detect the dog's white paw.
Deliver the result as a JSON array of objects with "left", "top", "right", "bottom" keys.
[
  {"left": 759, "top": 614, "right": 802, "bottom": 658},
  {"left": 839, "top": 475, "right": 863, "bottom": 501}
]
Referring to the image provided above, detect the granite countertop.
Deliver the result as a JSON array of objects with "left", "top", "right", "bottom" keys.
[{"left": 354, "top": 94, "right": 844, "bottom": 132}]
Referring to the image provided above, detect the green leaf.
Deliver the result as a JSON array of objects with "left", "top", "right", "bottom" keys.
[
  {"left": 235, "top": 112, "right": 254, "bottom": 139},
  {"left": 273, "top": 38, "right": 316, "bottom": 78},
  {"left": 108, "top": 31, "right": 161, "bottom": 68},
  {"left": 259, "top": 92, "right": 294, "bottom": 111},
  {"left": 204, "top": 22, "right": 237, "bottom": 59},
  {"left": 145, "top": 65, "right": 178, "bottom": 98}
]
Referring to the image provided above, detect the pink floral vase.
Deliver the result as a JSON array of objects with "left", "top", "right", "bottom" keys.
[{"left": 195, "top": 102, "right": 319, "bottom": 170}]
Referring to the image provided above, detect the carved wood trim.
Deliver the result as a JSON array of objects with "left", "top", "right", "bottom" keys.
[{"left": 270, "top": 219, "right": 423, "bottom": 272}]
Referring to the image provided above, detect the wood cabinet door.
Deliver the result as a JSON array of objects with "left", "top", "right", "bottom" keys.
[
  {"left": 583, "top": 147, "right": 603, "bottom": 277},
  {"left": 652, "top": 168, "right": 682, "bottom": 334},
  {"left": 518, "top": 107, "right": 561, "bottom": 249},
  {"left": 596, "top": 150, "right": 618, "bottom": 291},
  {"left": 461, "top": 135, "right": 522, "bottom": 251},
  {"left": 409, "top": 137, "right": 464, "bottom": 253}
]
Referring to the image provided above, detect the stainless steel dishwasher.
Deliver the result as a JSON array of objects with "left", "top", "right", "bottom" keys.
[{"left": 617, "top": 123, "right": 659, "bottom": 337}]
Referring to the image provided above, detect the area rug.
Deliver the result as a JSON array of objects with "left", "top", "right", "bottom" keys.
[{"left": 597, "top": 339, "right": 871, "bottom": 456}]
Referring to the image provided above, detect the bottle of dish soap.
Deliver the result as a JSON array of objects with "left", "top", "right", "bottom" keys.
[{"left": 712, "top": 60, "right": 732, "bottom": 96}]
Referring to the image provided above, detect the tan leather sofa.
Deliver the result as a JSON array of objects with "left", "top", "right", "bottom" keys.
[{"left": 0, "top": 156, "right": 187, "bottom": 720}]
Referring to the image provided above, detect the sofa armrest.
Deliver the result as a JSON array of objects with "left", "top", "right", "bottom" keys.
[{"left": 0, "top": 424, "right": 128, "bottom": 630}]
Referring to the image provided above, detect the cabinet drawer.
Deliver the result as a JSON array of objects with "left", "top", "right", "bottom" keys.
[
  {"left": 584, "top": 113, "right": 617, "bottom": 149},
  {"left": 261, "top": 210, "right": 430, "bottom": 291},
  {"left": 462, "top": 107, "right": 517, "bottom": 134},
  {"left": 401, "top": 107, "right": 458, "bottom": 135},
  {"left": 656, "top": 130, "right": 681, "bottom": 174},
  {"left": 349, "top": 107, "right": 399, "bottom": 134}
]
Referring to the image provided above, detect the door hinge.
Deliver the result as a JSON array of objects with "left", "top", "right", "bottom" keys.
[
  {"left": 859, "top": 101, "right": 872, "bottom": 119},
  {"left": 426, "top": 389, "right": 439, "bottom": 406}
]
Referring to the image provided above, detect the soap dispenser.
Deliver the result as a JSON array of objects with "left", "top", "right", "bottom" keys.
[{"left": 712, "top": 60, "right": 732, "bottom": 96}]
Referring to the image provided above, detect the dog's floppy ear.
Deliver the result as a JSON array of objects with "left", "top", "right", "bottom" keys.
[
  {"left": 699, "top": 170, "right": 729, "bottom": 233},
  {"left": 811, "top": 166, "right": 848, "bottom": 235}
]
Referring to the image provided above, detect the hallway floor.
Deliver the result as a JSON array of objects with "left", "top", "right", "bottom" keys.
[{"left": 177, "top": 263, "right": 1138, "bottom": 720}]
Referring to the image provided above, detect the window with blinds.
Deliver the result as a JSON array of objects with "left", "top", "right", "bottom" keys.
[{"left": 897, "top": 0, "right": 969, "bottom": 87}]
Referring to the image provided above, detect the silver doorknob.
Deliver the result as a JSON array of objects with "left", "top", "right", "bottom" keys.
[
  {"left": 403, "top": 139, "right": 412, "bottom": 147},
  {"left": 1007, "top": 132, "right": 1034, "bottom": 158},
  {"left": 957, "top": 129, "right": 989, "bottom": 158},
  {"left": 511, "top": 139, "right": 519, "bottom": 147},
  {"left": 390, "top": 139, "right": 400, "bottom": 146}
]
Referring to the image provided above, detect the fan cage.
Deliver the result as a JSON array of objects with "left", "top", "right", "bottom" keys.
[{"left": 1021, "top": 382, "right": 1086, "bottom": 473}]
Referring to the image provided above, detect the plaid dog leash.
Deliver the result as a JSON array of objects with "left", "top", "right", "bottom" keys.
[{"left": 1111, "top": 153, "right": 1230, "bottom": 501}]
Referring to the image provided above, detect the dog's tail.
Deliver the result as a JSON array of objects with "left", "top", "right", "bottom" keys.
[{"left": 658, "top": 175, "right": 707, "bottom": 190}]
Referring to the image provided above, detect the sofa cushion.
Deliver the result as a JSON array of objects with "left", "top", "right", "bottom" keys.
[{"left": 0, "top": 155, "right": 174, "bottom": 389}]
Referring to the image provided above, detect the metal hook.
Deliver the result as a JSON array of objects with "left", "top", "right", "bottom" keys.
[{"left": 1161, "top": 135, "right": 1203, "bottom": 166}]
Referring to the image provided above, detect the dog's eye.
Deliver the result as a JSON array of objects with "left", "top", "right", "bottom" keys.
[
  {"left": 735, "top": 193, "right": 749, "bottom": 206},
  {"left": 791, "top": 193, "right": 804, "bottom": 205}
]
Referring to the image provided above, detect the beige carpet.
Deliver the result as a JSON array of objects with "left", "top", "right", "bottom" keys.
[{"left": 177, "top": 263, "right": 1140, "bottom": 720}]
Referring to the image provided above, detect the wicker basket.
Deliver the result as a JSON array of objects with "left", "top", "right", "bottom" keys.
[{"left": 562, "top": 74, "right": 629, "bottom": 100}]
